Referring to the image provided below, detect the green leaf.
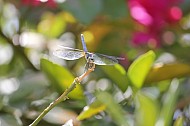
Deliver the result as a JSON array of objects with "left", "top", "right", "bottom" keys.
[
  {"left": 128, "top": 50, "right": 156, "bottom": 88},
  {"left": 145, "top": 63, "right": 190, "bottom": 83},
  {"left": 0, "top": 114, "right": 21, "bottom": 126},
  {"left": 37, "top": 12, "right": 66, "bottom": 38},
  {"left": 156, "top": 79, "right": 180, "bottom": 126},
  {"left": 9, "top": 73, "right": 47, "bottom": 103},
  {"left": 40, "top": 58, "right": 84, "bottom": 100},
  {"left": 0, "top": 64, "right": 9, "bottom": 76},
  {"left": 180, "top": 0, "right": 190, "bottom": 13},
  {"left": 103, "top": 0, "right": 127, "bottom": 19},
  {"left": 96, "top": 91, "right": 129, "bottom": 126},
  {"left": 77, "top": 100, "right": 106, "bottom": 120},
  {"left": 173, "top": 116, "right": 184, "bottom": 126},
  {"left": 60, "top": 0, "right": 102, "bottom": 24},
  {"left": 165, "top": 46, "right": 190, "bottom": 61},
  {"left": 135, "top": 91, "right": 159, "bottom": 126},
  {"left": 100, "top": 64, "right": 128, "bottom": 92}
]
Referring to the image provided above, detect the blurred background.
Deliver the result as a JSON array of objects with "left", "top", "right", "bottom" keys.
[{"left": 1, "top": 0, "right": 190, "bottom": 126}]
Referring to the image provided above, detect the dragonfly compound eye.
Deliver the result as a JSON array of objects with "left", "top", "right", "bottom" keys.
[{"left": 90, "top": 58, "right": 94, "bottom": 62}]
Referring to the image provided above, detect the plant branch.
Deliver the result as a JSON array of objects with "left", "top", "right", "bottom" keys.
[{"left": 29, "top": 66, "right": 95, "bottom": 126}]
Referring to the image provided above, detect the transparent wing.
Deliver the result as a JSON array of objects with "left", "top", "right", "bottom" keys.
[
  {"left": 53, "top": 46, "right": 85, "bottom": 60},
  {"left": 93, "top": 53, "right": 125, "bottom": 65}
]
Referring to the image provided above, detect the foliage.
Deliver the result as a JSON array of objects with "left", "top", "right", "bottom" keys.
[{"left": 1, "top": 0, "right": 190, "bottom": 126}]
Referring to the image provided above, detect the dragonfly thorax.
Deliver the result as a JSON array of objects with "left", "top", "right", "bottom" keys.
[{"left": 84, "top": 52, "right": 95, "bottom": 71}]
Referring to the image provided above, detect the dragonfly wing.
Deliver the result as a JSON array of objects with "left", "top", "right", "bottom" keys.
[
  {"left": 93, "top": 53, "right": 124, "bottom": 65},
  {"left": 53, "top": 47, "right": 85, "bottom": 60}
]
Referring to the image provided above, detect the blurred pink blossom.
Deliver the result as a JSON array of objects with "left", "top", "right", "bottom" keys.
[
  {"left": 132, "top": 32, "right": 160, "bottom": 47},
  {"left": 21, "top": 0, "right": 57, "bottom": 8},
  {"left": 128, "top": 0, "right": 183, "bottom": 47}
]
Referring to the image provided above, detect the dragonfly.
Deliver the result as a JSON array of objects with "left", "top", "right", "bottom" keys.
[{"left": 53, "top": 34, "right": 124, "bottom": 70}]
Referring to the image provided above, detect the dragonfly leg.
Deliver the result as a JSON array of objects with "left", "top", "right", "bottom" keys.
[{"left": 77, "top": 65, "right": 95, "bottom": 82}]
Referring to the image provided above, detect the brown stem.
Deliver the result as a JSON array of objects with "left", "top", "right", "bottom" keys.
[{"left": 29, "top": 65, "right": 95, "bottom": 126}]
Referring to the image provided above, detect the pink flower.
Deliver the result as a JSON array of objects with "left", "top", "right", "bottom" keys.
[
  {"left": 128, "top": 0, "right": 182, "bottom": 27},
  {"left": 132, "top": 32, "right": 160, "bottom": 48},
  {"left": 128, "top": 0, "right": 183, "bottom": 47},
  {"left": 21, "top": 0, "right": 57, "bottom": 8}
]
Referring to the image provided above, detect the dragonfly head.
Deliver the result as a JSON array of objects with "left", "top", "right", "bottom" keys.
[{"left": 85, "top": 53, "right": 94, "bottom": 63}]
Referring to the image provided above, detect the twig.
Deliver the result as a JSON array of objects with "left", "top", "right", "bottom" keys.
[{"left": 29, "top": 67, "right": 95, "bottom": 126}]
